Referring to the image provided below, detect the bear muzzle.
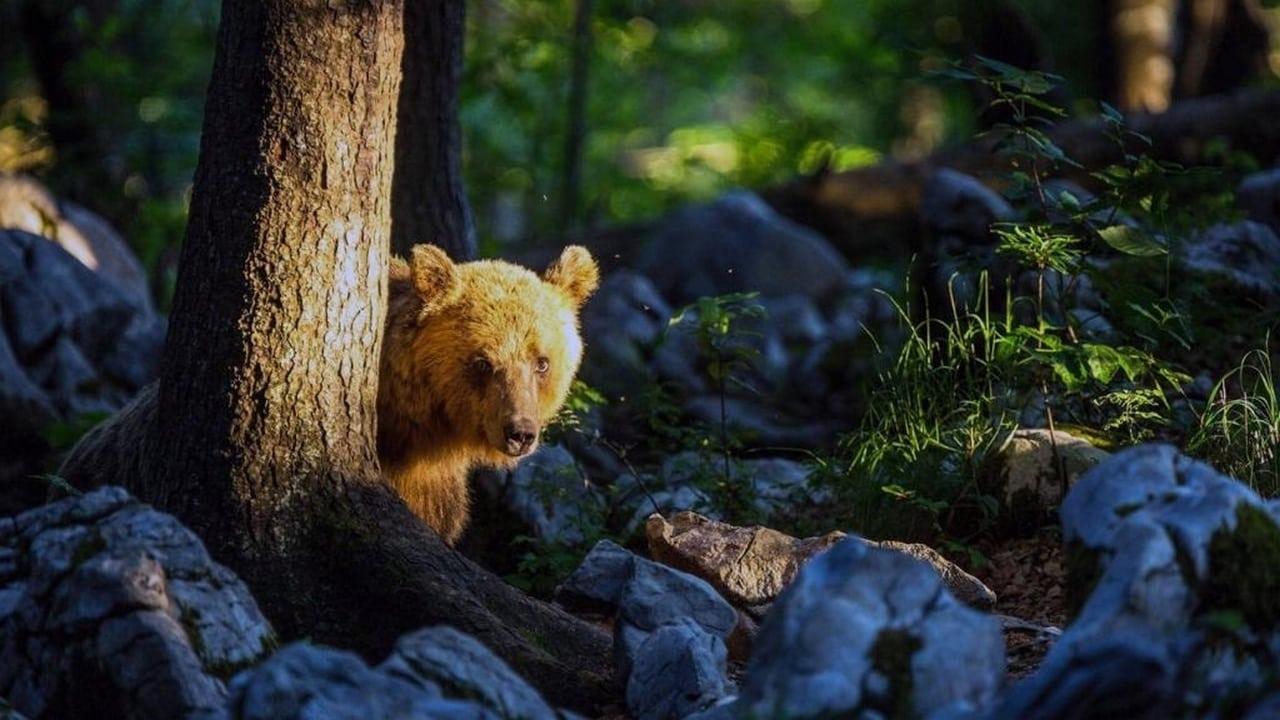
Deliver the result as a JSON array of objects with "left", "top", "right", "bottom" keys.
[{"left": 503, "top": 418, "right": 539, "bottom": 457}]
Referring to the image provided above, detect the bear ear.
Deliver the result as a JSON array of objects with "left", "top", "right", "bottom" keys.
[
  {"left": 542, "top": 245, "right": 599, "bottom": 308},
  {"left": 409, "top": 244, "right": 462, "bottom": 315}
]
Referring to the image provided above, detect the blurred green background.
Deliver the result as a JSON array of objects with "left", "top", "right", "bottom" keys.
[{"left": 1, "top": 0, "right": 1273, "bottom": 301}]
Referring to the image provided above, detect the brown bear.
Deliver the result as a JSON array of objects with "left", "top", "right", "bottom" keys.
[{"left": 378, "top": 244, "right": 599, "bottom": 544}]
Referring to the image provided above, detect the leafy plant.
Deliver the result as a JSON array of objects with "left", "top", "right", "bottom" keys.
[
  {"left": 831, "top": 274, "right": 1016, "bottom": 541},
  {"left": 666, "top": 292, "right": 767, "bottom": 481},
  {"left": 1191, "top": 347, "right": 1280, "bottom": 496},
  {"left": 544, "top": 379, "right": 608, "bottom": 442}
]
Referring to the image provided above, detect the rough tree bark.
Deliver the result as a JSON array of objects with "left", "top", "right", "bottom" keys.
[
  {"left": 60, "top": 0, "right": 611, "bottom": 710},
  {"left": 391, "top": 0, "right": 475, "bottom": 260}
]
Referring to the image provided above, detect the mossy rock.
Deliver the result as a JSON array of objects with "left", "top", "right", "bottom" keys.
[
  {"left": 987, "top": 429, "right": 1110, "bottom": 536},
  {"left": 868, "top": 628, "right": 922, "bottom": 720},
  {"left": 1202, "top": 503, "right": 1280, "bottom": 630}
]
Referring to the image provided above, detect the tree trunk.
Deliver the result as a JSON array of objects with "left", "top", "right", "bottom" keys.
[
  {"left": 61, "top": 0, "right": 611, "bottom": 711},
  {"left": 391, "top": 0, "right": 475, "bottom": 260},
  {"left": 1108, "top": 0, "right": 1176, "bottom": 112},
  {"left": 1175, "top": 0, "right": 1273, "bottom": 100},
  {"left": 560, "top": 0, "right": 594, "bottom": 232},
  {"left": 18, "top": 0, "right": 128, "bottom": 222}
]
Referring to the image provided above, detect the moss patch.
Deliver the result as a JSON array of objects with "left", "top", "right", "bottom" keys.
[
  {"left": 1202, "top": 503, "right": 1280, "bottom": 630},
  {"left": 868, "top": 628, "right": 921, "bottom": 720},
  {"left": 70, "top": 531, "right": 106, "bottom": 569}
]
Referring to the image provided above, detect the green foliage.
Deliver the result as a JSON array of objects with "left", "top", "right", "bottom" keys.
[
  {"left": 1097, "top": 388, "right": 1165, "bottom": 445},
  {"left": 667, "top": 292, "right": 767, "bottom": 479},
  {"left": 1, "top": 0, "right": 217, "bottom": 310},
  {"left": 1202, "top": 503, "right": 1280, "bottom": 630},
  {"left": 830, "top": 277, "right": 1015, "bottom": 540},
  {"left": 994, "top": 223, "right": 1081, "bottom": 276},
  {"left": 463, "top": 0, "right": 983, "bottom": 245},
  {"left": 667, "top": 292, "right": 766, "bottom": 389},
  {"left": 823, "top": 60, "right": 1236, "bottom": 545},
  {"left": 1191, "top": 347, "right": 1280, "bottom": 497},
  {"left": 543, "top": 379, "right": 608, "bottom": 442},
  {"left": 41, "top": 411, "right": 111, "bottom": 456}
]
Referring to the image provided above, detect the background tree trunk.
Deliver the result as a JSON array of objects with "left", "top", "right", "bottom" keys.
[
  {"left": 1108, "top": 0, "right": 1176, "bottom": 112},
  {"left": 18, "top": 0, "right": 128, "bottom": 223},
  {"left": 560, "top": 0, "right": 594, "bottom": 232},
  {"left": 61, "top": 0, "right": 611, "bottom": 710},
  {"left": 1175, "top": 0, "right": 1273, "bottom": 100},
  {"left": 391, "top": 0, "right": 475, "bottom": 260}
]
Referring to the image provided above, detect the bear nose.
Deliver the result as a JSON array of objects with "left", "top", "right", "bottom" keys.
[{"left": 504, "top": 419, "right": 538, "bottom": 455}]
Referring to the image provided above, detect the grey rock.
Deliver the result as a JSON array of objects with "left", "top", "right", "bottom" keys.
[
  {"left": 646, "top": 512, "right": 996, "bottom": 614},
  {"left": 227, "top": 643, "right": 494, "bottom": 720},
  {"left": 728, "top": 537, "right": 1004, "bottom": 719},
  {"left": 0, "top": 487, "right": 275, "bottom": 720},
  {"left": 0, "top": 174, "right": 152, "bottom": 312},
  {"left": 742, "top": 457, "right": 822, "bottom": 516},
  {"left": 4, "top": 229, "right": 136, "bottom": 360},
  {"left": 555, "top": 539, "right": 638, "bottom": 611},
  {"left": 498, "top": 445, "right": 602, "bottom": 545},
  {"left": 618, "top": 453, "right": 829, "bottom": 533},
  {"left": 0, "top": 320, "right": 56, "bottom": 474},
  {"left": 920, "top": 169, "right": 1013, "bottom": 241},
  {"left": 636, "top": 191, "right": 849, "bottom": 304},
  {"left": 378, "top": 626, "right": 556, "bottom": 720},
  {"left": 993, "top": 429, "right": 1110, "bottom": 513},
  {"left": 1184, "top": 221, "right": 1280, "bottom": 300},
  {"left": 1237, "top": 167, "right": 1280, "bottom": 234},
  {"left": 617, "top": 554, "right": 739, "bottom": 642},
  {"left": 626, "top": 619, "right": 731, "bottom": 720},
  {"left": 99, "top": 314, "right": 166, "bottom": 390},
  {"left": 994, "top": 445, "right": 1280, "bottom": 718},
  {"left": 681, "top": 396, "right": 831, "bottom": 448},
  {"left": 758, "top": 296, "right": 827, "bottom": 344},
  {"left": 555, "top": 538, "right": 737, "bottom": 694},
  {"left": 826, "top": 269, "right": 900, "bottom": 344},
  {"left": 873, "top": 541, "right": 996, "bottom": 611},
  {"left": 579, "top": 271, "right": 699, "bottom": 396},
  {"left": 616, "top": 455, "right": 718, "bottom": 535},
  {"left": 645, "top": 512, "right": 846, "bottom": 607},
  {"left": 985, "top": 638, "right": 1176, "bottom": 720},
  {"left": 1068, "top": 307, "right": 1117, "bottom": 342},
  {"left": 919, "top": 170, "right": 1017, "bottom": 313},
  {"left": 0, "top": 227, "right": 162, "bottom": 484}
]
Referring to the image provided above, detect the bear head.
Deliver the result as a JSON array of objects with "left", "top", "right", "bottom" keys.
[{"left": 381, "top": 244, "right": 599, "bottom": 467}]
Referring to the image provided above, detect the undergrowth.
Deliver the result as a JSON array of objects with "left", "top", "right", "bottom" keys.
[{"left": 506, "top": 56, "right": 1280, "bottom": 592}]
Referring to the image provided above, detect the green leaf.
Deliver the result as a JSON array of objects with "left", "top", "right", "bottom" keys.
[
  {"left": 1084, "top": 345, "right": 1121, "bottom": 385},
  {"left": 1099, "top": 225, "right": 1167, "bottom": 257},
  {"left": 1099, "top": 101, "right": 1124, "bottom": 125}
]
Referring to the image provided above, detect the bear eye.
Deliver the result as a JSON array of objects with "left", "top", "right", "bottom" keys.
[
  {"left": 470, "top": 356, "right": 493, "bottom": 376},
  {"left": 534, "top": 356, "right": 550, "bottom": 375}
]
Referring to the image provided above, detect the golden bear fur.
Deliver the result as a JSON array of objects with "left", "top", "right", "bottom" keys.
[{"left": 378, "top": 244, "right": 599, "bottom": 544}]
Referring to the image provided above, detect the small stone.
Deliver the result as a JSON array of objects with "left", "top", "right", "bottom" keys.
[
  {"left": 626, "top": 619, "right": 731, "bottom": 720},
  {"left": 377, "top": 626, "right": 556, "bottom": 720}
]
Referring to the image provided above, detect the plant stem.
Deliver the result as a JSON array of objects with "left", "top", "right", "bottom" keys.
[{"left": 718, "top": 352, "right": 731, "bottom": 483}]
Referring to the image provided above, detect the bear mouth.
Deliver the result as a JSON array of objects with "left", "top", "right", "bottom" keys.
[{"left": 502, "top": 440, "right": 537, "bottom": 458}]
